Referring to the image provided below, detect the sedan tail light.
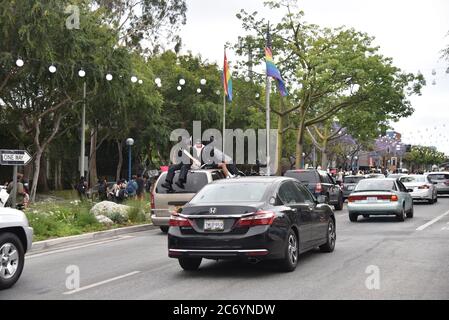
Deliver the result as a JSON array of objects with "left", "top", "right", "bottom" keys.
[
  {"left": 390, "top": 195, "right": 399, "bottom": 202},
  {"left": 236, "top": 211, "right": 275, "bottom": 227},
  {"left": 169, "top": 214, "right": 192, "bottom": 227}
]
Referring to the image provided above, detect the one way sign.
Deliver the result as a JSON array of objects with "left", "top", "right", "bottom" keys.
[{"left": 0, "top": 149, "right": 32, "bottom": 166}]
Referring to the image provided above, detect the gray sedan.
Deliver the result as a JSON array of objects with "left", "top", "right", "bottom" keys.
[{"left": 347, "top": 178, "right": 414, "bottom": 222}]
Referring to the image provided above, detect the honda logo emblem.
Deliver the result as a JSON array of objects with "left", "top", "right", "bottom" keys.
[{"left": 209, "top": 207, "right": 217, "bottom": 214}]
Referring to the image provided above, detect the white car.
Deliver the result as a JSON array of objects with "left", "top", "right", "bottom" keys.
[
  {"left": 0, "top": 207, "right": 33, "bottom": 289},
  {"left": 399, "top": 175, "right": 438, "bottom": 204}
]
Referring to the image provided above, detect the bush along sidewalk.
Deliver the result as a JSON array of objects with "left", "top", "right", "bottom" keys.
[{"left": 25, "top": 199, "right": 152, "bottom": 242}]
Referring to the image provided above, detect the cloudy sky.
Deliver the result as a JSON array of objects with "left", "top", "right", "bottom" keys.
[{"left": 179, "top": 0, "right": 449, "bottom": 155}]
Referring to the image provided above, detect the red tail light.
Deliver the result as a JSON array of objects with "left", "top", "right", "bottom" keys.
[
  {"left": 150, "top": 192, "right": 155, "bottom": 210},
  {"left": 348, "top": 195, "right": 398, "bottom": 202},
  {"left": 169, "top": 214, "right": 192, "bottom": 227},
  {"left": 237, "top": 211, "right": 275, "bottom": 227},
  {"left": 315, "top": 183, "right": 323, "bottom": 193},
  {"left": 418, "top": 185, "right": 431, "bottom": 189}
]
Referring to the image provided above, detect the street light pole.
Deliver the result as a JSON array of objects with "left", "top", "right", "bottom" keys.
[
  {"left": 126, "top": 138, "right": 135, "bottom": 181},
  {"left": 80, "top": 81, "right": 86, "bottom": 178}
]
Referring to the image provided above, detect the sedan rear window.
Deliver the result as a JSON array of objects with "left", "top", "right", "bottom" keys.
[
  {"left": 428, "top": 174, "right": 449, "bottom": 181},
  {"left": 355, "top": 179, "right": 396, "bottom": 192},
  {"left": 284, "top": 171, "right": 318, "bottom": 184},
  {"left": 156, "top": 172, "right": 208, "bottom": 194},
  {"left": 400, "top": 176, "right": 426, "bottom": 183},
  {"left": 343, "top": 176, "right": 365, "bottom": 184},
  {"left": 190, "top": 183, "right": 270, "bottom": 204}
]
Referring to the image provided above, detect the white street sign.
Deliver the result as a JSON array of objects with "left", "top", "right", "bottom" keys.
[{"left": 0, "top": 149, "right": 32, "bottom": 166}]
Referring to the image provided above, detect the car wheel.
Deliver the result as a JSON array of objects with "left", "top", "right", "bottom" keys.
[
  {"left": 319, "top": 219, "right": 336, "bottom": 253},
  {"left": 406, "top": 205, "right": 414, "bottom": 218},
  {"left": 160, "top": 226, "right": 169, "bottom": 233},
  {"left": 178, "top": 258, "right": 202, "bottom": 271},
  {"left": 0, "top": 233, "right": 25, "bottom": 290},
  {"left": 396, "top": 207, "right": 406, "bottom": 222},
  {"left": 279, "top": 229, "right": 299, "bottom": 272},
  {"left": 349, "top": 213, "right": 358, "bottom": 222},
  {"left": 434, "top": 194, "right": 438, "bottom": 203},
  {"left": 334, "top": 195, "right": 344, "bottom": 211}
]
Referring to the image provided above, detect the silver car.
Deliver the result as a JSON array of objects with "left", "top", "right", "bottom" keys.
[
  {"left": 426, "top": 172, "right": 449, "bottom": 195},
  {"left": 347, "top": 178, "right": 414, "bottom": 222},
  {"left": 0, "top": 207, "right": 33, "bottom": 290},
  {"left": 400, "top": 175, "right": 438, "bottom": 204}
]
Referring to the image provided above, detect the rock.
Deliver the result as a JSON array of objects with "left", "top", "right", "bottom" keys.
[
  {"left": 95, "top": 215, "right": 114, "bottom": 226},
  {"left": 90, "top": 201, "right": 130, "bottom": 220}
]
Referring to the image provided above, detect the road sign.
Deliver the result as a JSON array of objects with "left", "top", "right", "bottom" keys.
[{"left": 0, "top": 149, "right": 32, "bottom": 166}]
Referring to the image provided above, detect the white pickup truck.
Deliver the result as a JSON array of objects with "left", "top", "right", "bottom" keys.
[{"left": 0, "top": 207, "right": 33, "bottom": 289}]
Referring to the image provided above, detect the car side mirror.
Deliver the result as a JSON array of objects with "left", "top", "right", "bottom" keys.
[{"left": 317, "top": 195, "right": 327, "bottom": 204}]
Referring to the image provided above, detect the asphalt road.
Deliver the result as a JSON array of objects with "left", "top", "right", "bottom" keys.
[{"left": 2, "top": 197, "right": 449, "bottom": 300}]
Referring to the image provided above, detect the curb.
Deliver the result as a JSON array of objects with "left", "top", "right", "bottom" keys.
[{"left": 30, "top": 224, "right": 157, "bottom": 253}]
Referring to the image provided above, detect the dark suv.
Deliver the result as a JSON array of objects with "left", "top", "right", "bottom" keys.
[{"left": 284, "top": 169, "right": 344, "bottom": 210}]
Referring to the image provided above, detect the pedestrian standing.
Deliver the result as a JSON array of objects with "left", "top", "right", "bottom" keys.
[
  {"left": 76, "top": 177, "right": 88, "bottom": 201},
  {"left": 98, "top": 177, "right": 108, "bottom": 202}
]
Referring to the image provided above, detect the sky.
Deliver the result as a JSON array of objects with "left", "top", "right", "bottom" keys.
[{"left": 178, "top": 0, "right": 449, "bottom": 155}]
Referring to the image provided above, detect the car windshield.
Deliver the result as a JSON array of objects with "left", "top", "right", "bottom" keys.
[
  {"left": 284, "top": 171, "right": 317, "bottom": 184},
  {"left": 400, "top": 176, "right": 426, "bottom": 183},
  {"left": 190, "top": 182, "right": 270, "bottom": 204},
  {"left": 343, "top": 176, "right": 365, "bottom": 184},
  {"left": 354, "top": 179, "right": 395, "bottom": 192},
  {"left": 156, "top": 172, "right": 208, "bottom": 194}
]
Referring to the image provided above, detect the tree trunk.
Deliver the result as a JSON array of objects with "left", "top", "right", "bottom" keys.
[
  {"left": 295, "top": 108, "right": 307, "bottom": 169},
  {"left": 322, "top": 138, "right": 328, "bottom": 169},
  {"left": 38, "top": 153, "right": 49, "bottom": 193},
  {"left": 30, "top": 149, "right": 43, "bottom": 202},
  {"left": 276, "top": 113, "right": 285, "bottom": 176},
  {"left": 116, "top": 140, "right": 123, "bottom": 181},
  {"left": 89, "top": 128, "right": 98, "bottom": 187}
]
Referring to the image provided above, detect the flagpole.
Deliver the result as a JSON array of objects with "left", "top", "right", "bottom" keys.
[
  {"left": 223, "top": 90, "right": 226, "bottom": 160},
  {"left": 265, "top": 76, "right": 271, "bottom": 176}
]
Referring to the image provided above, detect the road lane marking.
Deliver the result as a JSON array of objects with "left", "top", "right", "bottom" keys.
[
  {"left": 416, "top": 210, "right": 449, "bottom": 231},
  {"left": 27, "top": 236, "right": 134, "bottom": 259},
  {"left": 63, "top": 271, "right": 141, "bottom": 295}
]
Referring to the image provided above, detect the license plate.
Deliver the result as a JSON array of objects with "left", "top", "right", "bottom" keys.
[
  {"left": 367, "top": 197, "right": 378, "bottom": 203},
  {"left": 204, "top": 220, "right": 224, "bottom": 231}
]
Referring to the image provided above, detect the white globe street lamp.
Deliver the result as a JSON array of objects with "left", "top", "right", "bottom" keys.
[
  {"left": 155, "top": 78, "right": 161, "bottom": 85},
  {"left": 177, "top": 86, "right": 182, "bottom": 91},
  {"left": 138, "top": 79, "right": 143, "bottom": 84},
  {"left": 78, "top": 69, "right": 86, "bottom": 78},
  {"left": 179, "top": 79, "right": 186, "bottom": 86},
  {"left": 200, "top": 79, "right": 207, "bottom": 85},
  {"left": 16, "top": 59, "right": 24, "bottom": 67},
  {"left": 106, "top": 74, "right": 113, "bottom": 81},
  {"left": 131, "top": 76, "right": 138, "bottom": 83},
  {"left": 49, "top": 65, "right": 57, "bottom": 73},
  {"left": 197, "top": 88, "right": 202, "bottom": 94}
]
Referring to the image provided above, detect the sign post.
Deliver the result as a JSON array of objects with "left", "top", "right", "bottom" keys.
[{"left": 0, "top": 149, "right": 32, "bottom": 208}]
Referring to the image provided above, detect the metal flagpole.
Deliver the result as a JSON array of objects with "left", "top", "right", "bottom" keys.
[
  {"left": 266, "top": 77, "right": 271, "bottom": 176},
  {"left": 223, "top": 91, "right": 226, "bottom": 160},
  {"left": 265, "top": 22, "right": 271, "bottom": 176}
]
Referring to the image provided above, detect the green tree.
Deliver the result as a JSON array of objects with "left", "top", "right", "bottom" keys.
[{"left": 236, "top": 0, "right": 425, "bottom": 169}]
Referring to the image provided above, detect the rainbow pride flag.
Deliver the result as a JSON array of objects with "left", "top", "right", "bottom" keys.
[
  {"left": 265, "top": 47, "right": 288, "bottom": 97},
  {"left": 223, "top": 51, "right": 233, "bottom": 102}
]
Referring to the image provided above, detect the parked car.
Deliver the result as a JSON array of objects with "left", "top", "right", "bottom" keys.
[
  {"left": 347, "top": 178, "right": 414, "bottom": 222},
  {"left": 284, "top": 169, "right": 344, "bottom": 210},
  {"left": 0, "top": 207, "right": 33, "bottom": 290},
  {"left": 151, "top": 169, "right": 226, "bottom": 233},
  {"left": 426, "top": 172, "right": 449, "bottom": 195},
  {"left": 400, "top": 175, "right": 438, "bottom": 204},
  {"left": 168, "top": 177, "right": 336, "bottom": 272},
  {"left": 342, "top": 175, "right": 366, "bottom": 199}
]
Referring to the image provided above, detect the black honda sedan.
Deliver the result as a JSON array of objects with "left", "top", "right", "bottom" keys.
[{"left": 168, "top": 177, "right": 336, "bottom": 272}]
